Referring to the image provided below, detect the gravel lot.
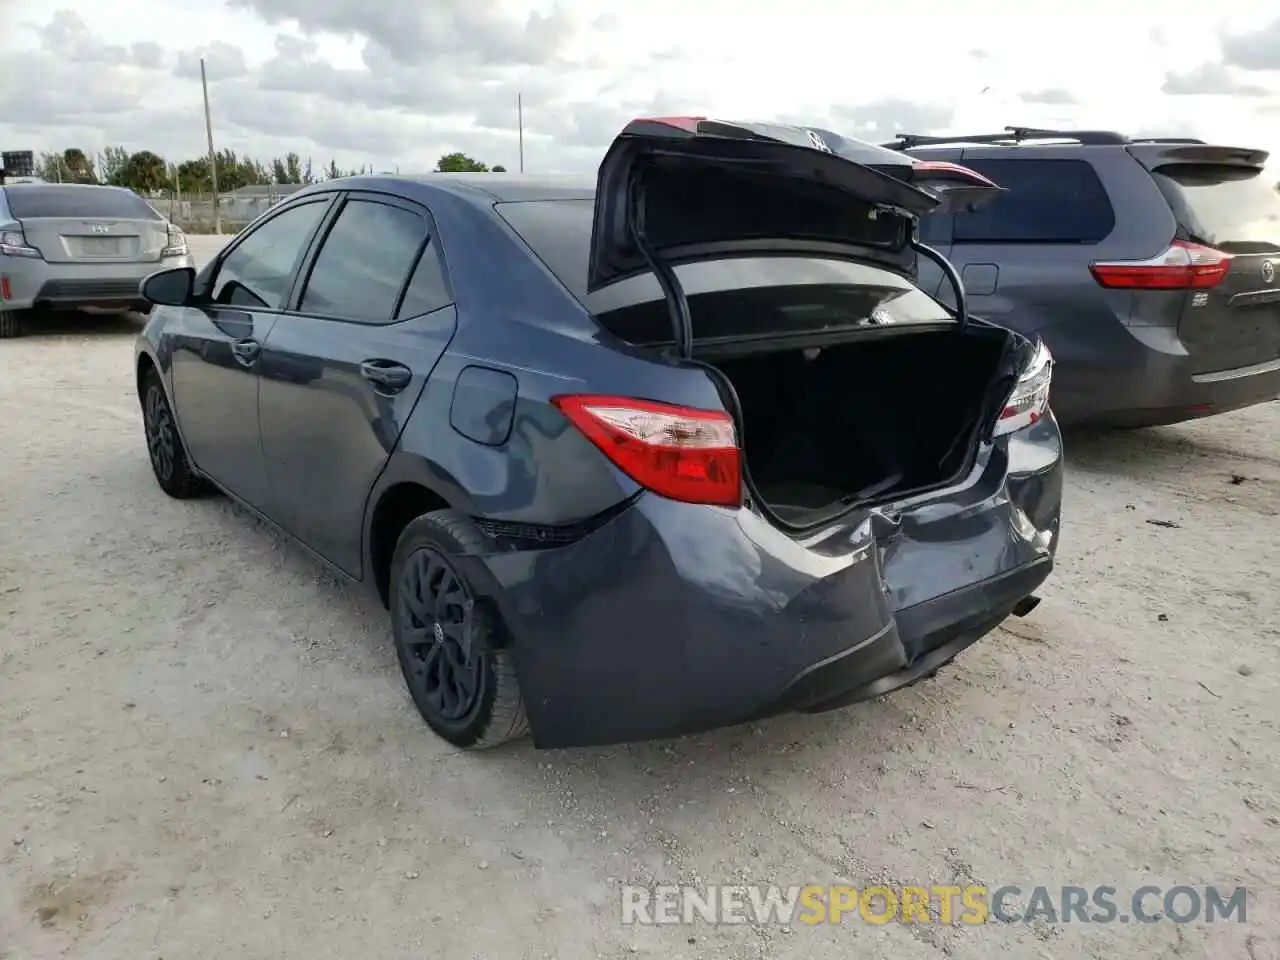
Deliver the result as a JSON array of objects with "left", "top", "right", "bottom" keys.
[{"left": 2, "top": 248, "right": 1279, "bottom": 959}]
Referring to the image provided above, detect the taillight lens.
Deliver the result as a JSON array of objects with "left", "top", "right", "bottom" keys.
[
  {"left": 993, "top": 341, "right": 1053, "bottom": 437},
  {"left": 551, "top": 394, "right": 742, "bottom": 507},
  {"left": 0, "top": 229, "right": 41, "bottom": 259},
  {"left": 162, "top": 223, "right": 189, "bottom": 258},
  {"left": 1089, "top": 240, "right": 1231, "bottom": 290}
]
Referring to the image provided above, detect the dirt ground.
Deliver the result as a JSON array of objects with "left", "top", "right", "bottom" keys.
[{"left": 2, "top": 276, "right": 1279, "bottom": 958}]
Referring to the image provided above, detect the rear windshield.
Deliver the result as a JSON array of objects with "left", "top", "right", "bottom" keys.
[
  {"left": 1152, "top": 164, "right": 1280, "bottom": 254},
  {"left": 496, "top": 198, "right": 950, "bottom": 345},
  {"left": 3, "top": 185, "right": 162, "bottom": 221}
]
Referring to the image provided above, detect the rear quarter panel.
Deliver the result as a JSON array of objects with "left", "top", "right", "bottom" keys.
[{"left": 369, "top": 189, "right": 728, "bottom": 528}]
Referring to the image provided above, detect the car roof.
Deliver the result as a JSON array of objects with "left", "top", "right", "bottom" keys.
[{"left": 295, "top": 173, "right": 596, "bottom": 207}]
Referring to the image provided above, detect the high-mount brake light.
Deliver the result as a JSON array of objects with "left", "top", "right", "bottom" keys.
[
  {"left": 993, "top": 341, "right": 1053, "bottom": 437},
  {"left": 629, "top": 116, "right": 706, "bottom": 133},
  {"left": 1089, "top": 240, "right": 1232, "bottom": 290},
  {"left": 551, "top": 394, "right": 742, "bottom": 507},
  {"left": 910, "top": 160, "right": 1001, "bottom": 188}
]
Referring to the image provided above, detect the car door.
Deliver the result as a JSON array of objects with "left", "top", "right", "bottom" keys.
[
  {"left": 168, "top": 196, "right": 335, "bottom": 508},
  {"left": 256, "top": 191, "right": 458, "bottom": 577}
]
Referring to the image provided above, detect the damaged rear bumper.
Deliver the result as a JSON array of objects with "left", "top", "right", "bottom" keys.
[{"left": 466, "top": 414, "right": 1062, "bottom": 749}]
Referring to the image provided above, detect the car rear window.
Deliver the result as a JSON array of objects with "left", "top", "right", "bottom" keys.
[
  {"left": 3, "top": 185, "right": 162, "bottom": 221},
  {"left": 496, "top": 199, "right": 594, "bottom": 300},
  {"left": 950, "top": 158, "right": 1116, "bottom": 244},
  {"left": 1152, "top": 164, "right": 1280, "bottom": 254},
  {"left": 496, "top": 198, "right": 951, "bottom": 345}
]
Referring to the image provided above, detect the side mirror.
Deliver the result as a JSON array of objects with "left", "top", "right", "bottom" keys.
[{"left": 141, "top": 267, "right": 196, "bottom": 307}]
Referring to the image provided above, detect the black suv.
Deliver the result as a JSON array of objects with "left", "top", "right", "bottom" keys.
[{"left": 888, "top": 126, "right": 1280, "bottom": 427}]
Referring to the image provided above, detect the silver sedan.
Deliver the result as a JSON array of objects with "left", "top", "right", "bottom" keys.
[{"left": 0, "top": 181, "right": 195, "bottom": 337}]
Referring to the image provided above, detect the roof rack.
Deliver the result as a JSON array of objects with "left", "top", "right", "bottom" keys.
[
  {"left": 881, "top": 126, "right": 1131, "bottom": 150},
  {"left": 883, "top": 127, "right": 1212, "bottom": 151}
]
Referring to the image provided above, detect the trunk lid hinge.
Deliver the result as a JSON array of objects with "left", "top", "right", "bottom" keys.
[
  {"left": 628, "top": 173, "right": 694, "bottom": 359},
  {"left": 912, "top": 229, "right": 970, "bottom": 333}
]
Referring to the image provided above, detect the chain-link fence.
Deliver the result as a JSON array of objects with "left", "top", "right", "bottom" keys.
[{"left": 158, "top": 187, "right": 308, "bottom": 233}]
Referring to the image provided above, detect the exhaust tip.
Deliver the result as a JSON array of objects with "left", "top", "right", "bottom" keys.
[{"left": 1011, "top": 595, "right": 1042, "bottom": 618}]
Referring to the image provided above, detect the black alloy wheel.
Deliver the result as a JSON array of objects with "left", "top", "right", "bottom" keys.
[
  {"left": 389, "top": 511, "right": 528, "bottom": 749},
  {"left": 141, "top": 369, "right": 205, "bottom": 498},
  {"left": 396, "top": 547, "right": 484, "bottom": 723}
]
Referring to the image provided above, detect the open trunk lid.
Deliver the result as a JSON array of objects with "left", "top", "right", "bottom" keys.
[
  {"left": 1125, "top": 143, "right": 1280, "bottom": 375},
  {"left": 4, "top": 184, "right": 168, "bottom": 264},
  {"left": 587, "top": 117, "right": 1003, "bottom": 294},
  {"left": 586, "top": 116, "right": 1004, "bottom": 355}
]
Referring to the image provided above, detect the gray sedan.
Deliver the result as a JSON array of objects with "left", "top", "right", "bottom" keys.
[{"left": 0, "top": 182, "right": 194, "bottom": 337}]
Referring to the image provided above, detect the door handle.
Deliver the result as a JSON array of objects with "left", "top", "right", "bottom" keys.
[
  {"left": 359, "top": 359, "right": 412, "bottom": 391},
  {"left": 231, "top": 338, "right": 261, "bottom": 365}
]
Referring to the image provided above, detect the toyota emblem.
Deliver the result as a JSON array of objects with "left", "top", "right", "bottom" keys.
[{"left": 1263, "top": 260, "right": 1276, "bottom": 285}]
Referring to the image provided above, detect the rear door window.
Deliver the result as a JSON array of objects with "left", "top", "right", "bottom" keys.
[
  {"left": 297, "top": 198, "right": 429, "bottom": 323},
  {"left": 952, "top": 158, "right": 1116, "bottom": 244},
  {"left": 4, "top": 185, "right": 162, "bottom": 220},
  {"left": 212, "top": 199, "right": 330, "bottom": 310},
  {"left": 496, "top": 198, "right": 594, "bottom": 300},
  {"left": 1152, "top": 164, "right": 1280, "bottom": 254},
  {"left": 396, "top": 241, "right": 452, "bottom": 318}
]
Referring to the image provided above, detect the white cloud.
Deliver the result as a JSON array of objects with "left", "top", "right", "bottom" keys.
[{"left": 2, "top": 0, "right": 1279, "bottom": 176}]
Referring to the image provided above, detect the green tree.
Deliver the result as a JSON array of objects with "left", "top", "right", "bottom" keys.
[
  {"left": 435, "top": 152, "right": 489, "bottom": 173},
  {"left": 61, "top": 148, "right": 97, "bottom": 183},
  {"left": 118, "top": 150, "right": 169, "bottom": 193},
  {"left": 98, "top": 146, "right": 130, "bottom": 186},
  {"left": 176, "top": 157, "right": 210, "bottom": 194},
  {"left": 271, "top": 152, "right": 304, "bottom": 184},
  {"left": 36, "top": 152, "right": 63, "bottom": 182}
]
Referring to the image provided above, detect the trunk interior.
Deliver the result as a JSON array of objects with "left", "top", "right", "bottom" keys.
[{"left": 708, "top": 328, "right": 1012, "bottom": 526}]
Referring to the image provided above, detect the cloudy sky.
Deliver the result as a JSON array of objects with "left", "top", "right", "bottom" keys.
[{"left": 2, "top": 0, "right": 1280, "bottom": 175}]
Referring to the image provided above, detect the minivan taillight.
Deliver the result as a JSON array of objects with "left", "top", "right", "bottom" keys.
[
  {"left": 1089, "top": 240, "right": 1232, "bottom": 290},
  {"left": 551, "top": 394, "right": 742, "bottom": 507}
]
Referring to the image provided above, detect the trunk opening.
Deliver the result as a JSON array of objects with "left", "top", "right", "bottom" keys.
[{"left": 704, "top": 326, "right": 1013, "bottom": 527}]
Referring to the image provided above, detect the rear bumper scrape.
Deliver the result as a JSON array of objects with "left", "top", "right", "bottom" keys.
[{"left": 465, "top": 427, "right": 1063, "bottom": 748}]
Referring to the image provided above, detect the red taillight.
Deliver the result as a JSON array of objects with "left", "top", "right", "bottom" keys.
[
  {"left": 1090, "top": 240, "right": 1232, "bottom": 290},
  {"left": 551, "top": 394, "right": 742, "bottom": 507},
  {"left": 0, "top": 276, "right": 10, "bottom": 301}
]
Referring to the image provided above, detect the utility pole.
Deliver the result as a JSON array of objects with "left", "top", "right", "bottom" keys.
[
  {"left": 517, "top": 92, "right": 524, "bottom": 173},
  {"left": 200, "top": 57, "right": 221, "bottom": 235}
]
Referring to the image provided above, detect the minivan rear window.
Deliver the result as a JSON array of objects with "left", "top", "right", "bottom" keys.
[
  {"left": 1152, "top": 164, "right": 1280, "bottom": 254},
  {"left": 3, "top": 185, "right": 162, "bottom": 221},
  {"left": 497, "top": 198, "right": 951, "bottom": 345}
]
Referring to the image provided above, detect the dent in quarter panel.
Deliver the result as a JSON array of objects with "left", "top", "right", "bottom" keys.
[{"left": 450, "top": 365, "right": 518, "bottom": 446}]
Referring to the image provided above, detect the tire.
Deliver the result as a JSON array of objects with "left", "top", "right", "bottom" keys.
[
  {"left": 390, "top": 510, "right": 528, "bottom": 749},
  {"left": 141, "top": 368, "right": 206, "bottom": 498},
  {"left": 0, "top": 309, "right": 26, "bottom": 339}
]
